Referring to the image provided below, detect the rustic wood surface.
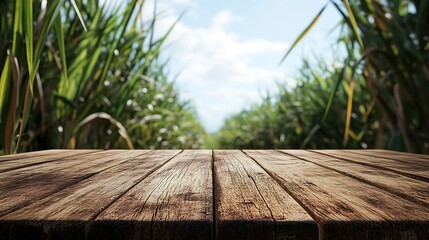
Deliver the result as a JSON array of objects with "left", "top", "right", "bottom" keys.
[
  {"left": 0, "top": 150, "right": 428, "bottom": 240},
  {"left": 214, "top": 150, "right": 316, "bottom": 239}
]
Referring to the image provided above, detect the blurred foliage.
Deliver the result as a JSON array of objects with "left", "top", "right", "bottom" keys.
[
  {"left": 337, "top": 0, "right": 429, "bottom": 153},
  {"left": 2, "top": 0, "right": 428, "bottom": 153},
  {"left": 217, "top": 60, "right": 378, "bottom": 149},
  {"left": 0, "top": 0, "right": 204, "bottom": 154},
  {"left": 218, "top": 0, "right": 429, "bottom": 153}
]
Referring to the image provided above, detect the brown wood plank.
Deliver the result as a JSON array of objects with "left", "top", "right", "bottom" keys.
[
  {"left": 281, "top": 150, "right": 429, "bottom": 208},
  {"left": 92, "top": 150, "right": 213, "bottom": 240},
  {"left": 244, "top": 150, "right": 429, "bottom": 240},
  {"left": 0, "top": 150, "right": 148, "bottom": 217},
  {"left": 367, "top": 149, "right": 429, "bottom": 160},
  {"left": 348, "top": 149, "right": 429, "bottom": 167},
  {"left": 0, "top": 149, "right": 72, "bottom": 162},
  {"left": 312, "top": 150, "right": 429, "bottom": 182},
  {"left": 214, "top": 150, "right": 317, "bottom": 240},
  {"left": 0, "top": 150, "right": 180, "bottom": 240},
  {"left": 0, "top": 150, "right": 100, "bottom": 173}
]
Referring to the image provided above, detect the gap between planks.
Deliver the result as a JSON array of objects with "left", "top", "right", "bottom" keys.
[
  {"left": 1, "top": 150, "right": 185, "bottom": 239},
  {"left": 0, "top": 150, "right": 102, "bottom": 174},
  {"left": 2, "top": 150, "right": 318, "bottom": 239},
  {"left": 211, "top": 150, "right": 216, "bottom": 240},
  {"left": 88, "top": 150, "right": 183, "bottom": 220},
  {"left": 0, "top": 150, "right": 153, "bottom": 217},
  {"left": 92, "top": 150, "right": 213, "bottom": 240},
  {"left": 0, "top": 150, "right": 70, "bottom": 162},
  {"left": 244, "top": 150, "right": 429, "bottom": 239},
  {"left": 3, "top": 150, "right": 427, "bottom": 239},
  {"left": 241, "top": 150, "right": 323, "bottom": 237},
  {"left": 278, "top": 150, "right": 429, "bottom": 208},
  {"left": 347, "top": 149, "right": 429, "bottom": 167},
  {"left": 364, "top": 149, "right": 429, "bottom": 160},
  {"left": 311, "top": 150, "right": 429, "bottom": 182}
]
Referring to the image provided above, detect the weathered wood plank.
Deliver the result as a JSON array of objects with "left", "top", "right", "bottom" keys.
[
  {"left": 0, "top": 150, "right": 180, "bottom": 240},
  {"left": 282, "top": 150, "right": 429, "bottom": 208},
  {"left": 244, "top": 150, "right": 429, "bottom": 240},
  {"left": 366, "top": 149, "right": 429, "bottom": 160},
  {"left": 214, "top": 150, "right": 317, "bottom": 240},
  {"left": 348, "top": 149, "right": 429, "bottom": 167},
  {"left": 312, "top": 150, "right": 429, "bottom": 182},
  {"left": 1, "top": 149, "right": 428, "bottom": 239},
  {"left": 0, "top": 150, "right": 99, "bottom": 173},
  {"left": 0, "top": 150, "right": 148, "bottom": 217},
  {"left": 92, "top": 150, "right": 213, "bottom": 240},
  {"left": 0, "top": 149, "right": 72, "bottom": 162}
]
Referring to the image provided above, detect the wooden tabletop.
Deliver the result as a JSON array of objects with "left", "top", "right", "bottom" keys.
[{"left": 0, "top": 150, "right": 428, "bottom": 240}]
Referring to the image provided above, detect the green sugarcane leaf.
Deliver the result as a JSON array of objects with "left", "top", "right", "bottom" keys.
[
  {"left": 4, "top": 51, "right": 20, "bottom": 154},
  {"left": 55, "top": 13, "right": 68, "bottom": 86},
  {"left": 323, "top": 64, "right": 347, "bottom": 122},
  {"left": 32, "top": 0, "right": 66, "bottom": 95},
  {"left": 344, "top": 78, "right": 355, "bottom": 145},
  {"left": 99, "top": 1, "right": 137, "bottom": 84},
  {"left": 0, "top": 58, "right": 10, "bottom": 124},
  {"left": 343, "top": 0, "right": 364, "bottom": 48},
  {"left": 1, "top": 0, "right": 22, "bottom": 123},
  {"left": 34, "top": 0, "right": 66, "bottom": 65},
  {"left": 15, "top": 85, "right": 33, "bottom": 153},
  {"left": 279, "top": 3, "right": 328, "bottom": 66},
  {"left": 70, "top": 0, "right": 87, "bottom": 31},
  {"left": 23, "top": 0, "right": 33, "bottom": 92},
  {"left": 74, "top": 112, "right": 134, "bottom": 149}
]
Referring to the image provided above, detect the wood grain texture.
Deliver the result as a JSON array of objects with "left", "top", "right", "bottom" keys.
[
  {"left": 93, "top": 150, "right": 213, "bottom": 240},
  {"left": 0, "top": 150, "right": 99, "bottom": 173},
  {"left": 0, "top": 150, "right": 179, "bottom": 240},
  {"left": 365, "top": 149, "right": 429, "bottom": 160},
  {"left": 244, "top": 150, "right": 429, "bottom": 240},
  {"left": 0, "top": 150, "right": 147, "bottom": 217},
  {"left": 348, "top": 149, "right": 429, "bottom": 167},
  {"left": 312, "top": 150, "right": 429, "bottom": 182},
  {"left": 281, "top": 150, "right": 429, "bottom": 207},
  {"left": 214, "top": 150, "right": 317, "bottom": 240},
  {"left": 0, "top": 149, "right": 68, "bottom": 162},
  {"left": 0, "top": 150, "right": 428, "bottom": 240}
]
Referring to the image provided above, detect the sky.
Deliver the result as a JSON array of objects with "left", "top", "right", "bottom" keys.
[{"left": 142, "top": 0, "right": 343, "bottom": 133}]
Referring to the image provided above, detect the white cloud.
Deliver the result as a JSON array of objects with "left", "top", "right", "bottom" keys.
[
  {"left": 211, "top": 10, "right": 240, "bottom": 30},
  {"left": 169, "top": 0, "right": 195, "bottom": 5},
  {"left": 142, "top": 2, "right": 293, "bottom": 132}
]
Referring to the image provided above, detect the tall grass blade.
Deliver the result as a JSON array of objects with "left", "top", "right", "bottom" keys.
[
  {"left": 99, "top": 1, "right": 137, "bottom": 85},
  {"left": 15, "top": 85, "right": 33, "bottom": 153},
  {"left": 393, "top": 84, "right": 414, "bottom": 152},
  {"left": 344, "top": 78, "right": 355, "bottom": 145},
  {"left": 301, "top": 124, "right": 321, "bottom": 148},
  {"left": 12, "top": 0, "right": 22, "bottom": 53},
  {"left": 70, "top": 0, "right": 87, "bottom": 31},
  {"left": 323, "top": 64, "right": 346, "bottom": 121},
  {"left": 35, "top": 73, "right": 46, "bottom": 135},
  {"left": 55, "top": 14, "right": 68, "bottom": 85},
  {"left": 34, "top": 0, "right": 65, "bottom": 66},
  {"left": 342, "top": 0, "right": 364, "bottom": 48},
  {"left": 74, "top": 112, "right": 135, "bottom": 149},
  {"left": 4, "top": 51, "right": 20, "bottom": 154},
  {"left": 0, "top": 59, "right": 10, "bottom": 123},
  {"left": 1, "top": 0, "right": 21, "bottom": 127},
  {"left": 279, "top": 3, "right": 328, "bottom": 66},
  {"left": 23, "top": 0, "right": 33, "bottom": 89},
  {"left": 32, "top": 0, "right": 66, "bottom": 93}
]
